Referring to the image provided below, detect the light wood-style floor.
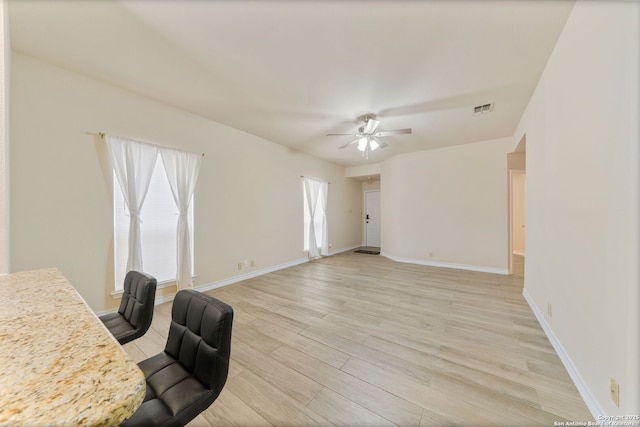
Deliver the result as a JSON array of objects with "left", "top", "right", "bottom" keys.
[{"left": 123, "top": 251, "right": 592, "bottom": 426}]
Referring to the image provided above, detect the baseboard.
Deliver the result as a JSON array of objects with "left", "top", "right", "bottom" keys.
[
  {"left": 157, "top": 246, "right": 359, "bottom": 304},
  {"left": 154, "top": 292, "right": 177, "bottom": 306},
  {"left": 101, "top": 248, "right": 506, "bottom": 313},
  {"left": 382, "top": 253, "right": 510, "bottom": 275},
  {"left": 522, "top": 289, "right": 603, "bottom": 420},
  {"left": 195, "top": 257, "right": 309, "bottom": 294},
  {"left": 330, "top": 244, "right": 362, "bottom": 256},
  {"left": 513, "top": 250, "right": 525, "bottom": 257}
]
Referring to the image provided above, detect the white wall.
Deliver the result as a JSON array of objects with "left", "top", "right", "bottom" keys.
[
  {"left": 345, "top": 163, "right": 381, "bottom": 179},
  {"left": 514, "top": 0, "right": 639, "bottom": 416},
  {"left": 381, "top": 137, "right": 511, "bottom": 273},
  {"left": 9, "top": 53, "right": 362, "bottom": 311}
]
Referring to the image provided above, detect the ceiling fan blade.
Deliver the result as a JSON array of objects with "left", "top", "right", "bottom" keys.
[
  {"left": 338, "top": 139, "right": 358, "bottom": 149},
  {"left": 373, "top": 128, "right": 412, "bottom": 137},
  {"left": 363, "top": 118, "right": 380, "bottom": 134}
]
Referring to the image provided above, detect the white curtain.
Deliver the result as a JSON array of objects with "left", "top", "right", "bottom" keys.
[
  {"left": 319, "top": 181, "right": 328, "bottom": 256},
  {"left": 106, "top": 135, "right": 158, "bottom": 273},
  {"left": 304, "top": 177, "right": 329, "bottom": 258},
  {"left": 160, "top": 148, "right": 202, "bottom": 290}
]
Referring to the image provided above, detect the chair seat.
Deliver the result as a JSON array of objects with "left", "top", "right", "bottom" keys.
[
  {"left": 121, "top": 290, "right": 233, "bottom": 427},
  {"left": 99, "top": 271, "right": 157, "bottom": 345},
  {"left": 100, "top": 312, "right": 136, "bottom": 342},
  {"left": 122, "top": 353, "right": 213, "bottom": 427}
]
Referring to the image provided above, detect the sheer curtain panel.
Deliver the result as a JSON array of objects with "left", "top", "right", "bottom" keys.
[
  {"left": 160, "top": 148, "right": 202, "bottom": 290},
  {"left": 106, "top": 135, "right": 158, "bottom": 273},
  {"left": 303, "top": 177, "right": 329, "bottom": 258},
  {"left": 319, "top": 181, "right": 328, "bottom": 256}
]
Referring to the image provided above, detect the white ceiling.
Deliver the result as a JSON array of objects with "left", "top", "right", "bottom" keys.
[{"left": 8, "top": 0, "right": 575, "bottom": 167}]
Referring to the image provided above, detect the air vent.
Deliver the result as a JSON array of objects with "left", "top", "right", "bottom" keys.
[{"left": 473, "top": 103, "right": 494, "bottom": 115}]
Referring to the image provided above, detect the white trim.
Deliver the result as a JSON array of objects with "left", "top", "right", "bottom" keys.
[
  {"left": 305, "top": 244, "right": 362, "bottom": 258},
  {"left": 329, "top": 244, "right": 362, "bottom": 256},
  {"left": 196, "top": 257, "right": 309, "bottom": 293},
  {"left": 522, "top": 289, "right": 603, "bottom": 420},
  {"left": 101, "top": 244, "right": 367, "bottom": 311},
  {"left": 382, "top": 253, "right": 509, "bottom": 275},
  {"left": 107, "top": 247, "right": 360, "bottom": 310},
  {"left": 196, "top": 246, "right": 360, "bottom": 294},
  {"left": 154, "top": 292, "right": 177, "bottom": 306}
]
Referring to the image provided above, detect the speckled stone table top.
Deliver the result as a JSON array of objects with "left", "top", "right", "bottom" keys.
[{"left": 0, "top": 268, "right": 145, "bottom": 427}]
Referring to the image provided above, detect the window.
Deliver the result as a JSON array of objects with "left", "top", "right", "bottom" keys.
[{"left": 113, "top": 158, "right": 194, "bottom": 290}]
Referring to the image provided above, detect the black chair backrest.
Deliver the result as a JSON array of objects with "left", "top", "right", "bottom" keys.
[
  {"left": 119, "top": 271, "right": 157, "bottom": 329},
  {"left": 165, "top": 290, "right": 233, "bottom": 394}
]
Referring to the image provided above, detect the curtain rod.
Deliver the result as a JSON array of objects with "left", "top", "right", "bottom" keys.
[
  {"left": 300, "top": 175, "right": 330, "bottom": 184},
  {"left": 93, "top": 132, "right": 205, "bottom": 157}
]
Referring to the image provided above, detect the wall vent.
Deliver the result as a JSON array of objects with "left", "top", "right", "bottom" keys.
[{"left": 473, "top": 103, "right": 494, "bottom": 115}]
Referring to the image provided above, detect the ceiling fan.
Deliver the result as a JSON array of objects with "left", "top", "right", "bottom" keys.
[{"left": 327, "top": 115, "right": 412, "bottom": 158}]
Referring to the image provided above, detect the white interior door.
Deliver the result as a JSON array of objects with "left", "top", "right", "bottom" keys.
[{"left": 365, "top": 191, "right": 381, "bottom": 247}]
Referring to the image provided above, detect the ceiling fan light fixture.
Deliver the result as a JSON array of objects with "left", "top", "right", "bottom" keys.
[
  {"left": 328, "top": 115, "right": 412, "bottom": 158},
  {"left": 357, "top": 137, "right": 368, "bottom": 151}
]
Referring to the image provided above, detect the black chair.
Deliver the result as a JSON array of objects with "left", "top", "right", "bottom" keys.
[
  {"left": 121, "top": 289, "right": 234, "bottom": 427},
  {"left": 100, "top": 271, "right": 157, "bottom": 345}
]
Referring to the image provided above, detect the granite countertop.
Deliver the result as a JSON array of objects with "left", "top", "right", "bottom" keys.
[{"left": 0, "top": 268, "right": 145, "bottom": 426}]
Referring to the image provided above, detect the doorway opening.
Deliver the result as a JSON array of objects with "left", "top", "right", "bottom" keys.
[
  {"left": 510, "top": 171, "right": 526, "bottom": 277},
  {"left": 507, "top": 134, "right": 526, "bottom": 277}
]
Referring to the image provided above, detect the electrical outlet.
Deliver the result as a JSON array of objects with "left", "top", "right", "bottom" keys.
[
  {"left": 548, "top": 303, "right": 552, "bottom": 317},
  {"left": 237, "top": 263, "right": 243, "bottom": 270},
  {"left": 250, "top": 260, "right": 255, "bottom": 267},
  {"left": 429, "top": 251, "right": 434, "bottom": 257},
  {"left": 243, "top": 260, "right": 249, "bottom": 268},
  {"left": 610, "top": 378, "right": 620, "bottom": 407}
]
